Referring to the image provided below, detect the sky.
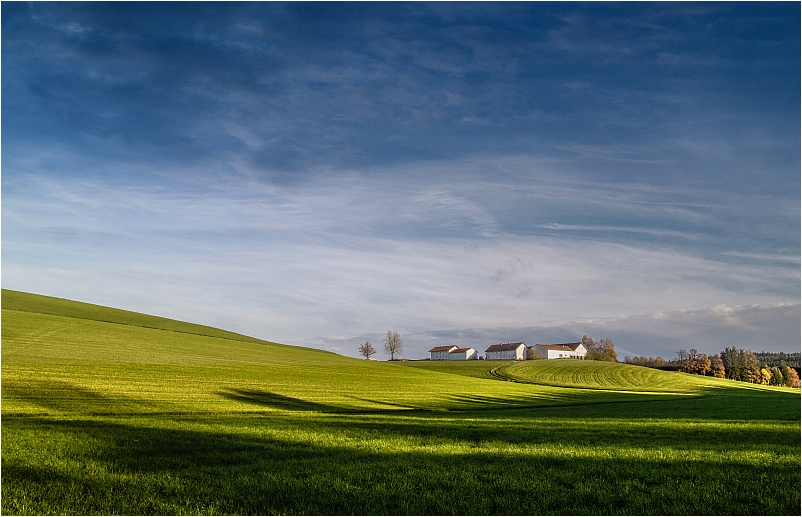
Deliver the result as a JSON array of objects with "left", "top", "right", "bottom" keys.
[{"left": 2, "top": 1, "right": 800, "bottom": 361}]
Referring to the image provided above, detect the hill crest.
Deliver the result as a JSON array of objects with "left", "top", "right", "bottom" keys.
[{"left": 1, "top": 289, "right": 324, "bottom": 353}]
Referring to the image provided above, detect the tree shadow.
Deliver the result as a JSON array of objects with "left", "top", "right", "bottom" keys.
[
  {"left": 1, "top": 379, "right": 159, "bottom": 415},
  {"left": 218, "top": 389, "right": 437, "bottom": 414},
  {"left": 217, "top": 388, "right": 350, "bottom": 413},
  {"left": 2, "top": 414, "right": 799, "bottom": 515}
]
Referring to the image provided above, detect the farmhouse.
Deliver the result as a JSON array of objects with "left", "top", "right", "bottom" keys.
[
  {"left": 448, "top": 347, "right": 478, "bottom": 361},
  {"left": 485, "top": 342, "right": 527, "bottom": 360},
  {"left": 429, "top": 345, "right": 458, "bottom": 360},
  {"left": 533, "top": 342, "right": 587, "bottom": 360}
]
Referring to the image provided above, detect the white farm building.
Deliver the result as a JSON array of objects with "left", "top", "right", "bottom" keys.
[
  {"left": 429, "top": 345, "right": 478, "bottom": 360},
  {"left": 533, "top": 342, "right": 587, "bottom": 360},
  {"left": 448, "top": 347, "right": 477, "bottom": 361},
  {"left": 429, "top": 345, "right": 458, "bottom": 360},
  {"left": 485, "top": 342, "right": 527, "bottom": 360},
  {"left": 432, "top": 340, "right": 586, "bottom": 361}
]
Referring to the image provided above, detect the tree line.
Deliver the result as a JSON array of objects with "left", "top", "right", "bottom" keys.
[
  {"left": 753, "top": 351, "right": 800, "bottom": 369},
  {"left": 624, "top": 347, "right": 800, "bottom": 387},
  {"left": 719, "top": 347, "right": 799, "bottom": 387}
]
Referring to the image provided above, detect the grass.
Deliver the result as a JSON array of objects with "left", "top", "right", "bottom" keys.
[
  {"left": 2, "top": 290, "right": 800, "bottom": 515},
  {"left": 495, "top": 358, "right": 746, "bottom": 393}
]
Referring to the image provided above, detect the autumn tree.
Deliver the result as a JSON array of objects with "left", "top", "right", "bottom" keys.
[
  {"left": 679, "top": 349, "right": 711, "bottom": 376},
  {"left": 769, "top": 366, "right": 784, "bottom": 386},
  {"left": 583, "top": 335, "right": 617, "bottom": 362},
  {"left": 693, "top": 354, "right": 712, "bottom": 376},
  {"left": 358, "top": 341, "right": 377, "bottom": 360},
  {"left": 383, "top": 331, "right": 403, "bottom": 361},
  {"left": 786, "top": 367, "right": 801, "bottom": 388},
  {"left": 710, "top": 354, "right": 726, "bottom": 378}
]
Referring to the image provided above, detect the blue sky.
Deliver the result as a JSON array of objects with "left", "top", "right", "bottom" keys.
[{"left": 3, "top": 1, "right": 799, "bottom": 360}]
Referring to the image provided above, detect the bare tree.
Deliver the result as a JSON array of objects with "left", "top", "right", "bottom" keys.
[
  {"left": 358, "top": 341, "right": 377, "bottom": 360},
  {"left": 383, "top": 331, "right": 403, "bottom": 360}
]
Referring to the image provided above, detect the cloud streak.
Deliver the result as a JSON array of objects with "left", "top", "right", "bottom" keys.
[
  {"left": 3, "top": 159, "right": 798, "bottom": 349},
  {"left": 2, "top": 2, "right": 798, "bottom": 361}
]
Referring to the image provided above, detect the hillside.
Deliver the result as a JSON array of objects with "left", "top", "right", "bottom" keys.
[
  {"left": 2, "top": 290, "right": 799, "bottom": 515},
  {"left": 3, "top": 290, "right": 791, "bottom": 406},
  {"left": 2, "top": 289, "right": 316, "bottom": 349},
  {"left": 2, "top": 289, "right": 360, "bottom": 367},
  {"left": 2, "top": 290, "right": 605, "bottom": 415},
  {"left": 495, "top": 358, "right": 740, "bottom": 393}
]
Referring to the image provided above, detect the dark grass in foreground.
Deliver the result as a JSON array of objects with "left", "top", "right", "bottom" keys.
[{"left": 4, "top": 393, "right": 799, "bottom": 515}]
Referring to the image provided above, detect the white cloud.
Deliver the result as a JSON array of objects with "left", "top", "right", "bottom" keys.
[
  {"left": 3, "top": 155, "right": 798, "bottom": 349},
  {"left": 721, "top": 251, "right": 800, "bottom": 264}
]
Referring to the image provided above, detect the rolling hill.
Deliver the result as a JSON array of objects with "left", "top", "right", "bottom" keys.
[{"left": 2, "top": 290, "right": 799, "bottom": 515}]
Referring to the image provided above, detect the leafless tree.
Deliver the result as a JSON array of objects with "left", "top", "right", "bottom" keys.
[
  {"left": 383, "top": 331, "right": 402, "bottom": 360},
  {"left": 358, "top": 341, "right": 377, "bottom": 360}
]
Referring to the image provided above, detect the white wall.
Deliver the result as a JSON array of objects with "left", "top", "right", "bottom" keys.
[
  {"left": 486, "top": 346, "right": 525, "bottom": 360},
  {"left": 533, "top": 345, "right": 586, "bottom": 359},
  {"left": 448, "top": 348, "right": 477, "bottom": 360}
]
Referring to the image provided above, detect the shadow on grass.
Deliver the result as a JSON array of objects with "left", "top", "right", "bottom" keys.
[
  {"left": 2, "top": 414, "right": 799, "bottom": 516},
  {"left": 218, "top": 389, "right": 433, "bottom": 414},
  {"left": 217, "top": 388, "right": 347, "bottom": 413},
  {"left": 1, "top": 379, "right": 160, "bottom": 414}
]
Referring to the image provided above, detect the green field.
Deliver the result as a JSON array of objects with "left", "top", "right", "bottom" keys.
[{"left": 2, "top": 290, "right": 800, "bottom": 515}]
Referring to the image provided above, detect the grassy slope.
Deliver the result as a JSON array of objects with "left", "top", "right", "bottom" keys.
[
  {"left": 497, "top": 358, "right": 741, "bottom": 392},
  {"left": 4, "top": 290, "right": 681, "bottom": 414},
  {"left": 1, "top": 288, "right": 314, "bottom": 347},
  {"left": 2, "top": 290, "right": 799, "bottom": 515}
]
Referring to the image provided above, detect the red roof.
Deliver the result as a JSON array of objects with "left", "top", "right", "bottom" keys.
[
  {"left": 485, "top": 342, "right": 526, "bottom": 353},
  {"left": 429, "top": 345, "right": 458, "bottom": 353}
]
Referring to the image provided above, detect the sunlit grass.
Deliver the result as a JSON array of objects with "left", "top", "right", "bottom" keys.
[
  {"left": 2, "top": 290, "right": 799, "bottom": 515},
  {"left": 496, "top": 358, "right": 752, "bottom": 393},
  {"left": 399, "top": 360, "right": 500, "bottom": 379}
]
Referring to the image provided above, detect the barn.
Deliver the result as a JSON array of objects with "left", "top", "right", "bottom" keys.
[
  {"left": 429, "top": 345, "right": 458, "bottom": 360},
  {"left": 485, "top": 342, "right": 527, "bottom": 360},
  {"left": 448, "top": 347, "right": 478, "bottom": 361}
]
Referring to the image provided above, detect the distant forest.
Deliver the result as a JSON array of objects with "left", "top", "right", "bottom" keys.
[
  {"left": 754, "top": 352, "right": 800, "bottom": 369},
  {"left": 623, "top": 349, "right": 801, "bottom": 387}
]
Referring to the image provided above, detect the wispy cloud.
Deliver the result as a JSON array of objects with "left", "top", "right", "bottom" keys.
[
  {"left": 721, "top": 251, "right": 801, "bottom": 264},
  {"left": 538, "top": 223, "right": 699, "bottom": 240},
  {"left": 2, "top": 2, "right": 798, "bottom": 360},
  {"left": 4, "top": 161, "right": 798, "bottom": 345}
]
